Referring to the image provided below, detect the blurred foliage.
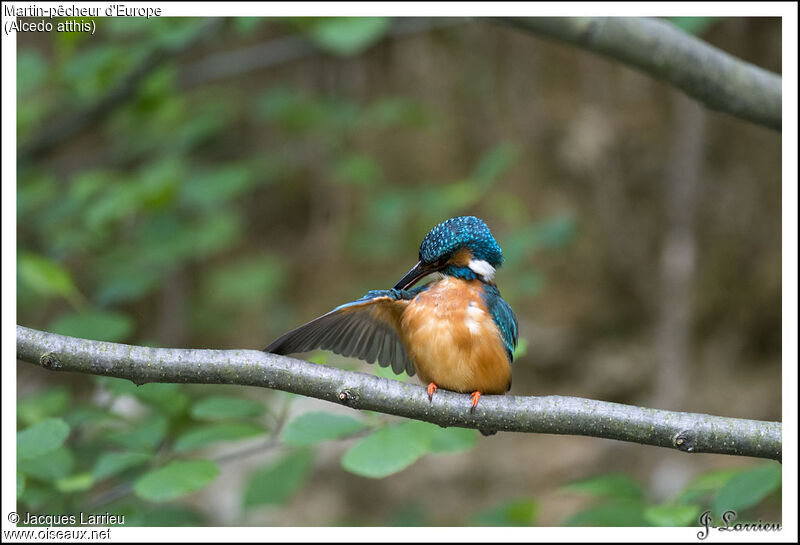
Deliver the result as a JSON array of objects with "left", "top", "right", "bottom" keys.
[
  {"left": 560, "top": 466, "right": 781, "bottom": 526},
  {"left": 668, "top": 17, "right": 718, "bottom": 36},
  {"left": 472, "top": 499, "right": 539, "bottom": 526},
  {"left": 15, "top": 382, "right": 477, "bottom": 524},
  {"left": 286, "top": 17, "right": 393, "bottom": 57},
  {"left": 15, "top": 380, "right": 781, "bottom": 525},
  {"left": 16, "top": 15, "right": 780, "bottom": 527}
]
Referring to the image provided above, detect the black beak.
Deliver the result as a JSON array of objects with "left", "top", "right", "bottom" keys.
[{"left": 393, "top": 261, "right": 437, "bottom": 290}]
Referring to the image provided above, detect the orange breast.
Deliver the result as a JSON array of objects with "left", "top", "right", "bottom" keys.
[{"left": 400, "top": 277, "right": 511, "bottom": 394}]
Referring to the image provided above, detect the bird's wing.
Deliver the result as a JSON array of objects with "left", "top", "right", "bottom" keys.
[
  {"left": 482, "top": 285, "right": 519, "bottom": 362},
  {"left": 264, "top": 288, "right": 427, "bottom": 376}
]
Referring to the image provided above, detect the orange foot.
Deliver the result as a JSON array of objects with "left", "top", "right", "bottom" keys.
[
  {"left": 470, "top": 391, "right": 482, "bottom": 410},
  {"left": 427, "top": 382, "right": 439, "bottom": 402}
]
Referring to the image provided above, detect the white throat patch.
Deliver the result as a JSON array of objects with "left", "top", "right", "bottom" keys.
[{"left": 468, "top": 259, "right": 496, "bottom": 282}]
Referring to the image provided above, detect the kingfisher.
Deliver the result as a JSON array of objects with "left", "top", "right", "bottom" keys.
[{"left": 265, "top": 216, "right": 518, "bottom": 418}]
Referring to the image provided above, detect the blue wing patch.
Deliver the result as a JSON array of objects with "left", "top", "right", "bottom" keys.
[
  {"left": 334, "top": 286, "right": 429, "bottom": 311},
  {"left": 481, "top": 285, "right": 518, "bottom": 362}
]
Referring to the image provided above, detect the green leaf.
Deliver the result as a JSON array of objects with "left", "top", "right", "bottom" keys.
[
  {"left": 173, "top": 105, "right": 227, "bottom": 151},
  {"left": 49, "top": 310, "right": 134, "bottom": 342},
  {"left": 17, "top": 386, "right": 71, "bottom": 427},
  {"left": 92, "top": 451, "right": 151, "bottom": 481},
  {"left": 281, "top": 412, "right": 367, "bottom": 447},
  {"left": 17, "top": 94, "right": 48, "bottom": 140},
  {"left": 17, "top": 253, "right": 77, "bottom": 299},
  {"left": 130, "top": 383, "right": 189, "bottom": 417},
  {"left": 471, "top": 142, "right": 519, "bottom": 187},
  {"left": 532, "top": 214, "right": 577, "bottom": 249},
  {"left": 17, "top": 473, "right": 26, "bottom": 499},
  {"left": 134, "top": 158, "right": 182, "bottom": 209},
  {"left": 190, "top": 396, "right": 266, "bottom": 421},
  {"left": 17, "top": 173, "right": 57, "bottom": 216},
  {"left": 136, "top": 506, "right": 204, "bottom": 526},
  {"left": 95, "top": 265, "right": 161, "bottom": 305},
  {"left": 17, "top": 446, "right": 75, "bottom": 481},
  {"left": 502, "top": 214, "right": 577, "bottom": 263},
  {"left": 332, "top": 154, "right": 382, "bottom": 187},
  {"left": 69, "top": 169, "right": 112, "bottom": 203},
  {"left": 561, "top": 474, "right": 644, "bottom": 500},
  {"left": 107, "top": 414, "right": 168, "bottom": 452},
  {"left": 669, "top": 17, "right": 716, "bottom": 35},
  {"left": 429, "top": 427, "right": 478, "bottom": 454},
  {"left": 60, "top": 44, "right": 135, "bottom": 101},
  {"left": 512, "top": 338, "right": 529, "bottom": 360},
  {"left": 426, "top": 181, "right": 482, "bottom": 215},
  {"left": 55, "top": 17, "right": 93, "bottom": 50},
  {"left": 173, "top": 423, "right": 266, "bottom": 452},
  {"left": 180, "top": 165, "right": 257, "bottom": 209},
  {"left": 56, "top": 472, "right": 94, "bottom": 493},
  {"left": 256, "top": 88, "right": 327, "bottom": 132},
  {"left": 644, "top": 503, "right": 702, "bottom": 526},
  {"left": 341, "top": 421, "right": 433, "bottom": 478},
  {"left": 18, "top": 50, "right": 48, "bottom": 94},
  {"left": 473, "top": 499, "right": 538, "bottom": 526},
  {"left": 17, "top": 418, "right": 70, "bottom": 460},
  {"left": 373, "top": 364, "right": 409, "bottom": 382},
  {"left": 564, "top": 499, "right": 649, "bottom": 526},
  {"left": 386, "top": 504, "right": 428, "bottom": 526},
  {"left": 307, "top": 352, "right": 329, "bottom": 365},
  {"left": 18, "top": 481, "right": 54, "bottom": 510},
  {"left": 83, "top": 181, "right": 139, "bottom": 231},
  {"left": 203, "top": 255, "right": 287, "bottom": 306},
  {"left": 307, "top": 17, "right": 391, "bottom": 57},
  {"left": 516, "top": 271, "right": 545, "bottom": 297},
  {"left": 135, "top": 460, "right": 220, "bottom": 502},
  {"left": 676, "top": 468, "right": 745, "bottom": 504},
  {"left": 185, "top": 210, "right": 242, "bottom": 259},
  {"left": 244, "top": 450, "right": 315, "bottom": 508},
  {"left": 96, "top": 376, "right": 140, "bottom": 396},
  {"left": 713, "top": 464, "right": 781, "bottom": 516},
  {"left": 155, "top": 18, "right": 208, "bottom": 49},
  {"left": 233, "top": 17, "right": 263, "bottom": 36},
  {"left": 364, "top": 97, "right": 429, "bottom": 128},
  {"left": 95, "top": 378, "right": 188, "bottom": 416},
  {"left": 63, "top": 405, "right": 115, "bottom": 427},
  {"left": 135, "top": 64, "right": 177, "bottom": 112}
]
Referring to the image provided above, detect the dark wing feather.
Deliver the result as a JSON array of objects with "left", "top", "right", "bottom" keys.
[
  {"left": 265, "top": 291, "right": 419, "bottom": 376},
  {"left": 482, "top": 285, "right": 519, "bottom": 363}
]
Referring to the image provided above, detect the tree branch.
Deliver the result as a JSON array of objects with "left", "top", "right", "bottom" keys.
[
  {"left": 17, "top": 325, "right": 781, "bottom": 461},
  {"left": 489, "top": 17, "right": 782, "bottom": 131}
]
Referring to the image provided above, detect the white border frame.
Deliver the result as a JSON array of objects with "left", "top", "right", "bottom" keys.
[{"left": 2, "top": 2, "right": 796, "bottom": 542}]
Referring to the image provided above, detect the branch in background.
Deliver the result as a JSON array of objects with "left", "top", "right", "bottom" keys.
[
  {"left": 649, "top": 91, "right": 708, "bottom": 499},
  {"left": 181, "top": 17, "right": 465, "bottom": 88},
  {"left": 19, "top": 17, "right": 464, "bottom": 164},
  {"left": 18, "top": 18, "right": 225, "bottom": 164},
  {"left": 17, "top": 326, "right": 782, "bottom": 462},
  {"left": 654, "top": 93, "right": 706, "bottom": 411},
  {"left": 490, "top": 17, "right": 782, "bottom": 131}
]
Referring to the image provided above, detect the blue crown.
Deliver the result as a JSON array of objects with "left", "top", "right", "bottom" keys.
[{"left": 419, "top": 216, "right": 504, "bottom": 266}]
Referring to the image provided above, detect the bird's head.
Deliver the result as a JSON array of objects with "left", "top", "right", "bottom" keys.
[{"left": 394, "top": 216, "right": 504, "bottom": 289}]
